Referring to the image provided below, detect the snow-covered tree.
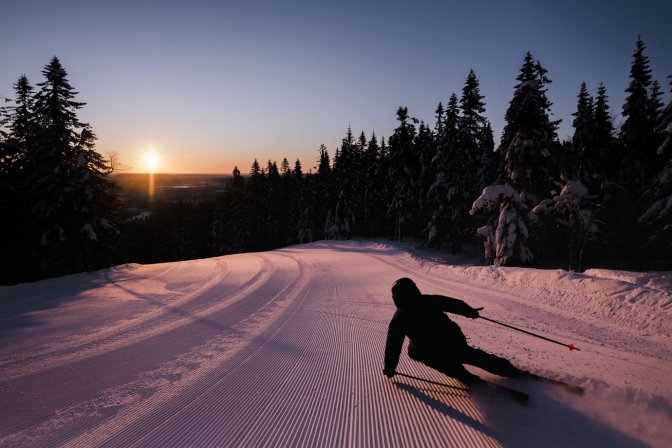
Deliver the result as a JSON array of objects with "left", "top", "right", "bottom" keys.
[
  {"left": 470, "top": 185, "right": 535, "bottom": 266},
  {"left": 499, "top": 52, "right": 560, "bottom": 206},
  {"left": 532, "top": 179, "right": 601, "bottom": 271},
  {"left": 473, "top": 53, "right": 559, "bottom": 266}
]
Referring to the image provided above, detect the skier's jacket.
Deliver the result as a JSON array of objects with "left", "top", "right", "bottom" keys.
[{"left": 384, "top": 281, "right": 478, "bottom": 374}]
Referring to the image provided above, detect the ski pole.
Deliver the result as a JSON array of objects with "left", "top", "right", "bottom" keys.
[
  {"left": 394, "top": 372, "right": 468, "bottom": 391},
  {"left": 479, "top": 316, "right": 580, "bottom": 351}
]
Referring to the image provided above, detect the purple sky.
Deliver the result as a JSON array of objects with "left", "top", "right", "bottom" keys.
[{"left": 2, "top": 0, "right": 671, "bottom": 174}]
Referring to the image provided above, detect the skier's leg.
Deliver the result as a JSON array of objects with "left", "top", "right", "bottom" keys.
[
  {"left": 408, "top": 343, "right": 479, "bottom": 383},
  {"left": 427, "top": 357, "right": 479, "bottom": 383},
  {"left": 462, "top": 346, "right": 524, "bottom": 378}
]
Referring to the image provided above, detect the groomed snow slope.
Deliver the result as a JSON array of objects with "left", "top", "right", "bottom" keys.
[{"left": 1, "top": 240, "right": 671, "bottom": 447}]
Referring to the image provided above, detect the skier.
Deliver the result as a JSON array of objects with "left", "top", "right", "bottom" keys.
[{"left": 383, "top": 277, "right": 529, "bottom": 384}]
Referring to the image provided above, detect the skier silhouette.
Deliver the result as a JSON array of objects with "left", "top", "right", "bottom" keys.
[{"left": 384, "top": 277, "right": 528, "bottom": 383}]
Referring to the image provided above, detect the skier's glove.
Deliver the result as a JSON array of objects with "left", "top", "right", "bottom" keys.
[
  {"left": 383, "top": 369, "right": 396, "bottom": 378},
  {"left": 466, "top": 307, "right": 484, "bottom": 319}
]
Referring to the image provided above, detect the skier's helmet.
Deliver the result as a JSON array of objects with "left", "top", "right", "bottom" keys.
[{"left": 391, "top": 278, "right": 421, "bottom": 307}]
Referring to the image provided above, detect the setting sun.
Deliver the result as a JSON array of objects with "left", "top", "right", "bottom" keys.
[{"left": 144, "top": 152, "right": 159, "bottom": 173}]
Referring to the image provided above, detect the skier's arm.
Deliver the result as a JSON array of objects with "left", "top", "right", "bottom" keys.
[
  {"left": 383, "top": 312, "right": 405, "bottom": 377},
  {"left": 424, "top": 294, "right": 481, "bottom": 318}
]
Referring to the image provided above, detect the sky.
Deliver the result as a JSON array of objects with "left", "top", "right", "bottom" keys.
[
  {"left": 2, "top": 0, "right": 671, "bottom": 174},
  {"left": 1, "top": 240, "right": 671, "bottom": 446}
]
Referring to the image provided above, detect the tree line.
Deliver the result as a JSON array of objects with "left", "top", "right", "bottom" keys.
[{"left": 1, "top": 38, "right": 671, "bottom": 285}]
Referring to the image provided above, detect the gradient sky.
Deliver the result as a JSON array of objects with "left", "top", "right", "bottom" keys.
[{"left": 2, "top": 0, "right": 671, "bottom": 174}]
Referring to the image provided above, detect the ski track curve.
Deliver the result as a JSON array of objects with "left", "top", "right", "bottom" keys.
[{"left": 0, "top": 241, "right": 666, "bottom": 447}]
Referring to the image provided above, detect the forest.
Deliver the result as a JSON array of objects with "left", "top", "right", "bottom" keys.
[{"left": 1, "top": 37, "right": 671, "bottom": 286}]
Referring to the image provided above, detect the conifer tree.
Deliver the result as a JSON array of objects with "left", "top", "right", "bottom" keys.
[
  {"left": 475, "top": 121, "right": 497, "bottom": 192},
  {"left": 0, "top": 75, "right": 36, "bottom": 282},
  {"left": 294, "top": 170, "right": 315, "bottom": 243},
  {"left": 287, "top": 158, "right": 304, "bottom": 243},
  {"left": 333, "top": 126, "right": 363, "bottom": 238},
  {"left": 427, "top": 94, "right": 460, "bottom": 249},
  {"left": 453, "top": 70, "right": 489, "bottom": 250},
  {"left": 474, "top": 52, "right": 559, "bottom": 266},
  {"left": 470, "top": 185, "right": 535, "bottom": 266},
  {"left": 23, "top": 57, "right": 119, "bottom": 279},
  {"left": 571, "top": 82, "right": 596, "bottom": 185},
  {"left": 5, "top": 75, "right": 36, "bottom": 149},
  {"left": 618, "top": 37, "right": 657, "bottom": 190},
  {"left": 617, "top": 37, "right": 662, "bottom": 267},
  {"left": 639, "top": 73, "right": 672, "bottom": 268},
  {"left": 499, "top": 52, "right": 560, "bottom": 205},
  {"left": 245, "top": 159, "right": 265, "bottom": 250},
  {"left": 387, "top": 107, "right": 417, "bottom": 240},
  {"left": 434, "top": 102, "right": 445, "bottom": 137},
  {"left": 314, "top": 144, "right": 333, "bottom": 237},
  {"left": 265, "top": 160, "right": 284, "bottom": 247},
  {"left": 593, "top": 82, "right": 616, "bottom": 180},
  {"left": 415, "top": 120, "right": 435, "bottom": 238},
  {"left": 363, "top": 131, "right": 385, "bottom": 237}
]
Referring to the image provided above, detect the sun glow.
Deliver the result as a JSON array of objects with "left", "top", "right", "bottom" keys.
[{"left": 144, "top": 152, "right": 159, "bottom": 173}]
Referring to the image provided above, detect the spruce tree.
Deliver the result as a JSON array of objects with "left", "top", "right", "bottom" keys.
[
  {"left": 593, "top": 82, "right": 616, "bottom": 180},
  {"left": 474, "top": 52, "right": 560, "bottom": 266},
  {"left": 363, "top": 131, "right": 385, "bottom": 237},
  {"left": 294, "top": 170, "right": 315, "bottom": 243},
  {"left": 434, "top": 102, "right": 445, "bottom": 137},
  {"left": 639, "top": 73, "right": 672, "bottom": 268},
  {"left": 427, "top": 94, "right": 460, "bottom": 249},
  {"left": 6, "top": 75, "right": 36, "bottom": 149},
  {"left": 619, "top": 37, "right": 657, "bottom": 190},
  {"left": 24, "top": 57, "right": 119, "bottom": 279},
  {"left": 499, "top": 52, "right": 560, "bottom": 205},
  {"left": 265, "top": 160, "right": 284, "bottom": 247},
  {"left": 571, "top": 82, "right": 596, "bottom": 186},
  {"left": 475, "top": 120, "right": 497, "bottom": 192},
  {"left": 415, "top": 120, "right": 435, "bottom": 240},
  {"left": 314, "top": 144, "right": 333, "bottom": 237},
  {"left": 387, "top": 107, "right": 417, "bottom": 241},
  {"left": 617, "top": 37, "right": 661, "bottom": 267},
  {"left": 0, "top": 75, "right": 36, "bottom": 283},
  {"left": 470, "top": 185, "right": 535, "bottom": 266},
  {"left": 332, "top": 126, "right": 363, "bottom": 238},
  {"left": 454, "top": 70, "right": 489, "bottom": 251}
]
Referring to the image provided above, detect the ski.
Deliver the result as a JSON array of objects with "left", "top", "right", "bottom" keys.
[
  {"left": 395, "top": 372, "right": 529, "bottom": 406},
  {"left": 471, "top": 378, "right": 529, "bottom": 406},
  {"left": 522, "top": 373, "right": 585, "bottom": 396}
]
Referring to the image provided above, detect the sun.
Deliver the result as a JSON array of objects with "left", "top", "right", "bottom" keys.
[{"left": 144, "top": 152, "right": 159, "bottom": 173}]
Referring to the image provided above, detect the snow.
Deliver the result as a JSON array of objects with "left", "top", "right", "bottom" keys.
[
  {"left": 1, "top": 240, "right": 671, "bottom": 447},
  {"left": 470, "top": 184, "right": 520, "bottom": 212},
  {"left": 80, "top": 223, "right": 97, "bottom": 241}
]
